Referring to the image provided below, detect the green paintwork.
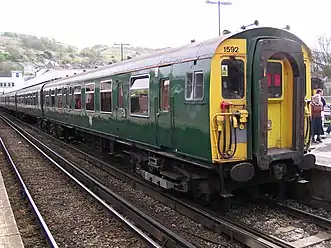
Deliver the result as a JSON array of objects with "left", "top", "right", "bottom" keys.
[{"left": 42, "top": 58, "right": 212, "bottom": 163}]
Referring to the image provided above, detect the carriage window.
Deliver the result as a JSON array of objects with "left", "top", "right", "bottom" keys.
[
  {"left": 34, "top": 92, "right": 38, "bottom": 105},
  {"left": 85, "top": 84, "right": 94, "bottom": 111},
  {"left": 57, "top": 88, "right": 63, "bottom": 108},
  {"left": 44, "top": 92, "right": 48, "bottom": 106},
  {"left": 69, "top": 87, "right": 72, "bottom": 109},
  {"left": 267, "top": 62, "right": 282, "bottom": 98},
  {"left": 118, "top": 83, "right": 124, "bottom": 108},
  {"left": 160, "top": 79, "right": 170, "bottom": 111},
  {"left": 74, "top": 86, "right": 82, "bottom": 110},
  {"left": 100, "top": 80, "right": 112, "bottom": 112},
  {"left": 64, "top": 87, "right": 68, "bottom": 108},
  {"left": 185, "top": 71, "right": 204, "bottom": 100},
  {"left": 221, "top": 58, "right": 244, "bottom": 99},
  {"left": 130, "top": 76, "right": 149, "bottom": 116},
  {"left": 51, "top": 89, "right": 55, "bottom": 107}
]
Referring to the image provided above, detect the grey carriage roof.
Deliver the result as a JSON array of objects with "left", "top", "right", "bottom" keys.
[
  {"left": 42, "top": 35, "right": 231, "bottom": 90},
  {"left": 20, "top": 27, "right": 312, "bottom": 93},
  {"left": 16, "top": 82, "right": 45, "bottom": 95}
]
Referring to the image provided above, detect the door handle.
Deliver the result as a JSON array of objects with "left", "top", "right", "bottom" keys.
[{"left": 156, "top": 112, "right": 160, "bottom": 118}]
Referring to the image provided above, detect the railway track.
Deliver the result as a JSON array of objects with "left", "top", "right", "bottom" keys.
[
  {"left": 227, "top": 199, "right": 331, "bottom": 248},
  {"left": 2, "top": 112, "right": 331, "bottom": 248},
  {"left": 263, "top": 199, "right": 331, "bottom": 230},
  {"left": 0, "top": 137, "right": 57, "bottom": 247},
  {"left": 0, "top": 115, "right": 196, "bottom": 248}
]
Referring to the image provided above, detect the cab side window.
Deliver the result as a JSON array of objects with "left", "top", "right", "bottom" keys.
[{"left": 221, "top": 59, "right": 244, "bottom": 99}]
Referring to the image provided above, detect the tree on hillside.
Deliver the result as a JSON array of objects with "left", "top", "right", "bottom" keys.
[
  {"left": 2, "top": 32, "right": 17, "bottom": 38},
  {"left": 312, "top": 35, "right": 331, "bottom": 78},
  {"left": 43, "top": 50, "right": 53, "bottom": 59},
  {"left": 67, "top": 46, "right": 76, "bottom": 53},
  {"left": 5, "top": 46, "right": 23, "bottom": 61},
  {"left": 0, "top": 53, "right": 10, "bottom": 62},
  {"left": 20, "top": 35, "right": 45, "bottom": 51},
  {"left": 24, "top": 49, "right": 36, "bottom": 62},
  {"left": 0, "top": 62, "right": 22, "bottom": 74}
]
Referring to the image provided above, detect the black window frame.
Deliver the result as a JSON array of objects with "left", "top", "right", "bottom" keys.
[{"left": 221, "top": 58, "right": 245, "bottom": 100}]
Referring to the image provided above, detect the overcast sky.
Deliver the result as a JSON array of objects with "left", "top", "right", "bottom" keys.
[{"left": 1, "top": 0, "right": 329, "bottom": 49}]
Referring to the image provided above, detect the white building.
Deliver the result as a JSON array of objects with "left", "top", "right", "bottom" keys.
[
  {"left": 0, "top": 70, "right": 24, "bottom": 94},
  {"left": 24, "top": 68, "right": 89, "bottom": 87},
  {"left": 0, "top": 68, "right": 89, "bottom": 94}
]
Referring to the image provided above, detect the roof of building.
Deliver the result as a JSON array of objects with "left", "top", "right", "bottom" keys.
[{"left": 0, "top": 72, "right": 11, "bottom": 77}]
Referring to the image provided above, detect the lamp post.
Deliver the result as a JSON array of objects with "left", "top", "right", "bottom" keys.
[
  {"left": 205, "top": 0, "right": 232, "bottom": 36},
  {"left": 114, "top": 43, "right": 130, "bottom": 61}
]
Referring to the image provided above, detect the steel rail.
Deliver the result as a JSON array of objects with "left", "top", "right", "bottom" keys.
[
  {"left": 0, "top": 114, "right": 197, "bottom": 248},
  {"left": 1, "top": 113, "right": 290, "bottom": 248},
  {"left": 0, "top": 137, "right": 59, "bottom": 248},
  {"left": 263, "top": 199, "right": 331, "bottom": 230},
  {"left": 1, "top": 112, "right": 294, "bottom": 247}
]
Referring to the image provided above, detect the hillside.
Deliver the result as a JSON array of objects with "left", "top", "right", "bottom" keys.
[{"left": 0, "top": 32, "right": 165, "bottom": 76}]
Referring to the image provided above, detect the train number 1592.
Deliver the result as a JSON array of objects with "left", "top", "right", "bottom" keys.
[{"left": 223, "top": 46, "right": 239, "bottom": 53}]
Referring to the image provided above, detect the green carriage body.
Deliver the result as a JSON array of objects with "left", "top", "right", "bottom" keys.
[{"left": 42, "top": 55, "right": 213, "bottom": 164}]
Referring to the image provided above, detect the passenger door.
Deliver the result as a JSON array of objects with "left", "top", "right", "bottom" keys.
[
  {"left": 266, "top": 60, "right": 284, "bottom": 149},
  {"left": 156, "top": 66, "right": 173, "bottom": 148},
  {"left": 114, "top": 81, "right": 126, "bottom": 120}
]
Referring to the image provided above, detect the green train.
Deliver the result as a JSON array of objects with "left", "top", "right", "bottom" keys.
[{"left": 0, "top": 27, "right": 316, "bottom": 203}]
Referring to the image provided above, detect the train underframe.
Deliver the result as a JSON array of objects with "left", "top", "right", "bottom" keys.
[{"left": 5, "top": 109, "right": 315, "bottom": 207}]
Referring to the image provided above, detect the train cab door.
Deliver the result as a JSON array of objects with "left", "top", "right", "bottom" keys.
[
  {"left": 156, "top": 66, "right": 173, "bottom": 148},
  {"left": 252, "top": 38, "right": 306, "bottom": 169},
  {"left": 266, "top": 60, "right": 290, "bottom": 149}
]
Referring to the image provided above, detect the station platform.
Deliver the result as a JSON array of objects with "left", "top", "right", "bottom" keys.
[
  {"left": 0, "top": 171, "right": 24, "bottom": 247},
  {"left": 311, "top": 134, "right": 331, "bottom": 171}
]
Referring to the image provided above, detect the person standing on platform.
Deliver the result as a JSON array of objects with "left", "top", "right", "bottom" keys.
[
  {"left": 311, "top": 94, "right": 324, "bottom": 143},
  {"left": 316, "top": 89, "right": 327, "bottom": 138}
]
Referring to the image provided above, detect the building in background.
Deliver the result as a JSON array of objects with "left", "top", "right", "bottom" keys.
[
  {"left": 0, "top": 70, "right": 24, "bottom": 94},
  {"left": 0, "top": 68, "right": 89, "bottom": 94},
  {"left": 24, "top": 68, "right": 88, "bottom": 87}
]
